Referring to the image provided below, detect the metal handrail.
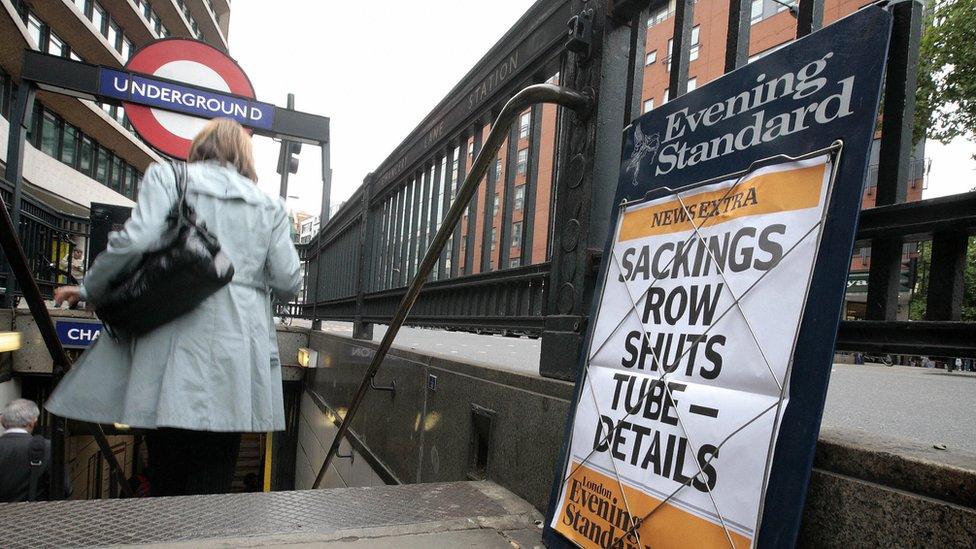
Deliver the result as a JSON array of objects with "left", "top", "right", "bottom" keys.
[
  {"left": 0, "top": 190, "right": 132, "bottom": 498},
  {"left": 312, "top": 84, "right": 591, "bottom": 488}
]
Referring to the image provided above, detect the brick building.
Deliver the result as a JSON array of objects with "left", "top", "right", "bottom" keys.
[{"left": 450, "top": 0, "right": 925, "bottom": 319}]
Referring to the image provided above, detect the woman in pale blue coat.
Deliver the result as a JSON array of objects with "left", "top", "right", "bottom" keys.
[{"left": 49, "top": 118, "right": 301, "bottom": 495}]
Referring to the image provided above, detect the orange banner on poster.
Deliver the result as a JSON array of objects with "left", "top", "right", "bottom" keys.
[
  {"left": 617, "top": 163, "right": 826, "bottom": 242},
  {"left": 554, "top": 462, "right": 751, "bottom": 549}
]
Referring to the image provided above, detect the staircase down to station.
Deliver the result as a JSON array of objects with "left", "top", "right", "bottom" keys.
[{"left": 0, "top": 481, "right": 543, "bottom": 548}]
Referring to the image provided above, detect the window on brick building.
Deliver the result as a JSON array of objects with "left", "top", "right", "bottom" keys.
[
  {"left": 667, "top": 25, "right": 700, "bottom": 70},
  {"left": 751, "top": 0, "right": 797, "bottom": 25},
  {"left": 511, "top": 221, "right": 522, "bottom": 249},
  {"left": 519, "top": 111, "right": 531, "bottom": 139},
  {"left": 646, "top": 0, "right": 675, "bottom": 28}
]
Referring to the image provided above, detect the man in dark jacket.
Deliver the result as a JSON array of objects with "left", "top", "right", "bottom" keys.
[{"left": 0, "top": 398, "right": 51, "bottom": 502}]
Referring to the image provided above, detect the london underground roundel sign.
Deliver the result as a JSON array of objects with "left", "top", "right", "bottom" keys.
[{"left": 121, "top": 39, "right": 258, "bottom": 159}]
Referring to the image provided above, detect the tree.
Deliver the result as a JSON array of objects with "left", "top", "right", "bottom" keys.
[
  {"left": 914, "top": 0, "right": 976, "bottom": 145},
  {"left": 908, "top": 236, "right": 976, "bottom": 321}
]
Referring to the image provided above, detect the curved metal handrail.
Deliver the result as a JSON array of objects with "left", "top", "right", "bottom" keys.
[{"left": 313, "top": 84, "right": 591, "bottom": 488}]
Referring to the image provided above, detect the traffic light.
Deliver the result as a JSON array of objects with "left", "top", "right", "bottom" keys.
[{"left": 277, "top": 140, "right": 301, "bottom": 175}]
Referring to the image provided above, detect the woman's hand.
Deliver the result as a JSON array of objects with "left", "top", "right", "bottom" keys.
[{"left": 54, "top": 286, "right": 82, "bottom": 308}]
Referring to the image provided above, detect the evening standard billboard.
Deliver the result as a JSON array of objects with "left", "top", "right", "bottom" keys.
[{"left": 545, "top": 5, "right": 893, "bottom": 549}]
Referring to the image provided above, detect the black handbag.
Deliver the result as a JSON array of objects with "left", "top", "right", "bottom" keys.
[{"left": 95, "top": 161, "right": 234, "bottom": 338}]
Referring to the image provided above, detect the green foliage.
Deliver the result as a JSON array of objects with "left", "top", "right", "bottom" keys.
[
  {"left": 908, "top": 237, "right": 976, "bottom": 321},
  {"left": 914, "top": 0, "right": 976, "bottom": 144}
]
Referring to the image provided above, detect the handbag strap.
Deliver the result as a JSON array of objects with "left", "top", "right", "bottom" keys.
[{"left": 168, "top": 161, "right": 197, "bottom": 225}]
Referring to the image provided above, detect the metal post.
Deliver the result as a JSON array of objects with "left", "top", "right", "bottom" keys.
[
  {"left": 429, "top": 157, "right": 443, "bottom": 278},
  {"left": 865, "top": 0, "right": 922, "bottom": 321},
  {"left": 417, "top": 166, "right": 431, "bottom": 278},
  {"left": 312, "top": 84, "right": 590, "bottom": 489},
  {"left": 310, "top": 241, "right": 322, "bottom": 330},
  {"left": 320, "top": 140, "right": 333, "bottom": 224},
  {"left": 623, "top": 7, "right": 647, "bottom": 124},
  {"left": 796, "top": 0, "right": 825, "bottom": 38},
  {"left": 3, "top": 83, "right": 36, "bottom": 307},
  {"left": 407, "top": 173, "right": 421, "bottom": 281},
  {"left": 437, "top": 148, "right": 452, "bottom": 279},
  {"left": 392, "top": 186, "right": 404, "bottom": 287},
  {"left": 353, "top": 176, "right": 374, "bottom": 340},
  {"left": 278, "top": 93, "right": 295, "bottom": 200},
  {"left": 481, "top": 122, "right": 500, "bottom": 273},
  {"left": 386, "top": 194, "right": 395, "bottom": 289},
  {"left": 451, "top": 136, "right": 466, "bottom": 278},
  {"left": 925, "top": 231, "right": 967, "bottom": 321},
  {"left": 464, "top": 123, "right": 484, "bottom": 275},
  {"left": 541, "top": 0, "right": 631, "bottom": 380},
  {"left": 520, "top": 105, "right": 544, "bottom": 266},
  {"left": 499, "top": 124, "right": 519, "bottom": 268},
  {"left": 725, "top": 0, "right": 752, "bottom": 73},
  {"left": 668, "top": 0, "right": 695, "bottom": 99}
]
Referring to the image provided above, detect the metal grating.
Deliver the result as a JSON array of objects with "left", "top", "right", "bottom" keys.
[{"left": 0, "top": 482, "right": 508, "bottom": 548}]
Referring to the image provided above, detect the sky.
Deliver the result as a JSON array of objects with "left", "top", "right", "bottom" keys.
[
  {"left": 922, "top": 137, "right": 976, "bottom": 198},
  {"left": 227, "top": 2, "right": 976, "bottom": 213},
  {"left": 228, "top": 0, "right": 536, "bottom": 216}
]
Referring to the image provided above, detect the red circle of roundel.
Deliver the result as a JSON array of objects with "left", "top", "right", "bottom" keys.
[{"left": 123, "top": 39, "right": 255, "bottom": 160}]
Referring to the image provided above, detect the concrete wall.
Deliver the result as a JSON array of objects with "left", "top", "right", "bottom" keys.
[
  {"left": 306, "top": 331, "right": 976, "bottom": 545},
  {"left": 294, "top": 390, "right": 387, "bottom": 491},
  {"left": 305, "top": 331, "right": 573, "bottom": 512},
  {"left": 11, "top": 308, "right": 97, "bottom": 374}
]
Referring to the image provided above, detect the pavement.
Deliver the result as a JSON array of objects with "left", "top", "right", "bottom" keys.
[
  {"left": 316, "top": 321, "right": 976, "bottom": 455},
  {"left": 822, "top": 362, "right": 976, "bottom": 454},
  {"left": 0, "top": 481, "right": 544, "bottom": 549},
  {"left": 191, "top": 528, "right": 545, "bottom": 548},
  {"left": 318, "top": 321, "right": 543, "bottom": 375}
]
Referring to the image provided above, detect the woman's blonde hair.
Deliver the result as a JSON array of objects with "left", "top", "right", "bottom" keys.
[{"left": 187, "top": 118, "right": 258, "bottom": 182}]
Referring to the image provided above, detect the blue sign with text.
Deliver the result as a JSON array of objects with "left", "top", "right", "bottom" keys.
[
  {"left": 98, "top": 68, "right": 275, "bottom": 130},
  {"left": 55, "top": 319, "right": 103, "bottom": 349}
]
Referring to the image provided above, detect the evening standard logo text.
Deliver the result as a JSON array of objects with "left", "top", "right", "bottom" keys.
[{"left": 652, "top": 52, "right": 853, "bottom": 176}]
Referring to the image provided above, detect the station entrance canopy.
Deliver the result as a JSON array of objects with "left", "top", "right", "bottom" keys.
[{"left": 20, "top": 46, "right": 329, "bottom": 152}]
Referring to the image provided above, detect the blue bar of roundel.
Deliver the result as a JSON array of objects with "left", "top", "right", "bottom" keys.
[{"left": 98, "top": 68, "right": 275, "bottom": 130}]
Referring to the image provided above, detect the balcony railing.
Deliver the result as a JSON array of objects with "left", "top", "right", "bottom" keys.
[{"left": 0, "top": 176, "right": 89, "bottom": 299}]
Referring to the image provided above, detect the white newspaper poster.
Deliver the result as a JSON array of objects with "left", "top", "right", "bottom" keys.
[{"left": 551, "top": 154, "right": 835, "bottom": 548}]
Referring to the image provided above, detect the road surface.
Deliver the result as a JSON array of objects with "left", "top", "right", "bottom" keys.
[{"left": 313, "top": 321, "right": 976, "bottom": 454}]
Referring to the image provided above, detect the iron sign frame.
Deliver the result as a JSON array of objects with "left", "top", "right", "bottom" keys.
[
  {"left": 20, "top": 49, "right": 329, "bottom": 144},
  {"left": 544, "top": 5, "right": 895, "bottom": 548}
]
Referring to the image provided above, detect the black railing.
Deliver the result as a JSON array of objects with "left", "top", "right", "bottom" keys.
[
  {"left": 300, "top": 0, "right": 976, "bottom": 378},
  {"left": 0, "top": 177, "right": 89, "bottom": 299}
]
